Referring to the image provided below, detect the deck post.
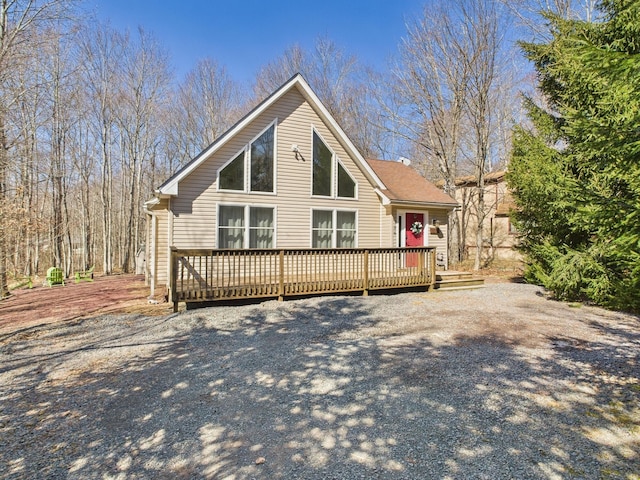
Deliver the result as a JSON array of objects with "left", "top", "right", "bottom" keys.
[
  {"left": 428, "top": 248, "right": 436, "bottom": 291},
  {"left": 170, "top": 247, "right": 179, "bottom": 312},
  {"left": 278, "top": 250, "right": 285, "bottom": 301},
  {"left": 363, "top": 250, "right": 369, "bottom": 296}
]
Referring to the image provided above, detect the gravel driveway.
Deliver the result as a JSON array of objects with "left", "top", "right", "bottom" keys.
[{"left": 1, "top": 283, "right": 638, "bottom": 479}]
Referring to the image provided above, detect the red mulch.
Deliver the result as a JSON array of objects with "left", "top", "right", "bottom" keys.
[{"left": 0, "top": 274, "right": 172, "bottom": 335}]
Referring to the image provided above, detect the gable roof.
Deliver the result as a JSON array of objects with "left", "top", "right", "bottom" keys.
[
  {"left": 435, "top": 170, "right": 506, "bottom": 189},
  {"left": 156, "top": 73, "right": 385, "bottom": 196},
  {"left": 367, "top": 159, "right": 458, "bottom": 208}
]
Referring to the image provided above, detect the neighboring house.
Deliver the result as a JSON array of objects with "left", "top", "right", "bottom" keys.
[
  {"left": 144, "top": 74, "right": 458, "bottom": 296},
  {"left": 440, "top": 171, "right": 520, "bottom": 263}
]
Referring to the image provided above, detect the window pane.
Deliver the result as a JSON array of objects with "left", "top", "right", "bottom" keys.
[
  {"left": 249, "top": 207, "right": 274, "bottom": 248},
  {"left": 250, "top": 229, "right": 273, "bottom": 248},
  {"left": 250, "top": 207, "right": 273, "bottom": 228},
  {"left": 337, "top": 211, "right": 355, "bottom": 230},
  {"left": 250, "top": 125, "right": 274, "bottom": 192},
  {"left": 313, "top": 210, "right": 332, "bottom": 229},
  {"left": 312, "top": 132, "right": 332, "bottom": 196},
  {"left": 312, "top": 210, "right": 333, "bottom": 248},
  {"left": 219, "top": 206, "right": 244, "bottom": 227},
  {"left": 219, "top": 228, "right": 244, "bottom": 249},
  {"left": 337, "top": 162, "right": 355, "bottom": 198},
  {"left": 218, "top": 205, "right": 244, "bottom": 248},
  {"left": 312, "top": 230, "right": 332, "bottom": 248},
  {"left": 337, "top": 230, "right": 355, "bottom": 248},
  {"left": 336, "top": 211, "right": 356, "bottom": 248},
  {"left": 219, "top": 152, "right": 244, "bottom": 190}
]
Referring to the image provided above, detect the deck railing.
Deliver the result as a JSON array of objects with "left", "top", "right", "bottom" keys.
[{"left": 170, "top": 246, "right": 436, "bottom": 311}]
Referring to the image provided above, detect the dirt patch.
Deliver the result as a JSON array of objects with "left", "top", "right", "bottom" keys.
[{"left": 0, "top": 274, "right": 172, "bottom": 334}]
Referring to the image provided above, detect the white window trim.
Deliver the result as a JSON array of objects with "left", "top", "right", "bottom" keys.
[
  {"left": 310, "top": 208, "right": 358, "bottom": 248},
  {"left": 217, "top": 202, "right": 277, "bottom": 249},
  {"left": 216, "top": 119, "right": 278, "bottom": 195}
]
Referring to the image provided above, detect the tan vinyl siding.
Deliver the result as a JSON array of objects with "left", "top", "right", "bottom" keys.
[
  {"left": 145, "top": 213, "right": 152, "bottom": 286},
  {"left": 155, "top": 201, "right": 169, "bottom": 287},
  {"left": 171, "top": 87, "right": 382, "bottom": 250},
  {"left": 379, "top": 204, "right": 396, "bottom": 248},
  {"left": 427, "top": 209, "right": 449, "bottom": 268}
]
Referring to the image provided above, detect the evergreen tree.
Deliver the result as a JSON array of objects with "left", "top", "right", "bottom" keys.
[{"left": 508, "top": 0, "right": 640, "bottom": 312}]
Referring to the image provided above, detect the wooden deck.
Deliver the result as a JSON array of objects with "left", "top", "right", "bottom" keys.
[{"left": 170, "top": 247, "right": 436, "bottom": 311}]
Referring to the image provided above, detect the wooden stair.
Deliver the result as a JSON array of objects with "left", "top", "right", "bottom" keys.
[{"left": 434, "top": 271, "right": 484, "bottom": 291}]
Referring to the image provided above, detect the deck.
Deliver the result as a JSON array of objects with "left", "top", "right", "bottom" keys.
[{"left": 170, "top": 247, "right": 437, "bottom": 311}]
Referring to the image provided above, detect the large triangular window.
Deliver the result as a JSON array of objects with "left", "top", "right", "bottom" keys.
[
  {"left": 217, "top": 122, "right": 276, "bottom": 193},
  {"left": 337, "top": 161, "right": 356, "bottom": 198},
  {"left": 219, "top": 151, "right": 244, "bottom": 191},
  {"left": 312, "top": 130, "right": 357, "bottom": 199}
]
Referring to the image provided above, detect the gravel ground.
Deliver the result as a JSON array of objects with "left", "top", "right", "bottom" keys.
[{"left": 1, "top": 283, "right": 638, "bottom": 479}]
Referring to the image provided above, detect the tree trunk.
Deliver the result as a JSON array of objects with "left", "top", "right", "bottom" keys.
[
  {"left": 0, "top": 115, "right": 9, "bottom": 298},
  {"left": 474, "top": 174, "right": 486, "bottom": 270},
  {"left": 101, "top": 125, "right": 113, "bottom": 275}
]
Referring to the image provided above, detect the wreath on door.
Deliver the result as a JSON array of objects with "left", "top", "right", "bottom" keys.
[{"left": 410, "top": 221, "right": 423, "bottom": 236}]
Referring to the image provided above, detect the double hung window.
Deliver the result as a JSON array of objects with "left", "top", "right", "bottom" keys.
[
  {"left": 312, "top": 210, "right": 357, "bottom": 248},
  {"left": 218, "top": 205, "right": 275, "bottom": 249}
]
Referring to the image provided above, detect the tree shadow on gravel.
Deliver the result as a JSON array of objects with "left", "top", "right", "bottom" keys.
[{"left": 0, "top": 296, "right": 638, "bottom": 479}]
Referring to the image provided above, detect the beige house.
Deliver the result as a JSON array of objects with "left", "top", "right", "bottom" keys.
[
  {"left": 444, "top": 171, "right": 520, "bottom": 263},
  {"left": 145, "top": 74, "right": 457, "bottom": 296}
]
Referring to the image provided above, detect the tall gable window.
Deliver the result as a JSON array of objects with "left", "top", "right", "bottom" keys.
[
  {"left": 312, "top": 130, "right": 356, "bottom": 199},
  {"left": 313, "top": 131, "right": 332, "bottom": 196},
  {"left": 218, "top": 122, "right": 276, "bottom": 193},
  {"left": 250, "top": 125, "right": 274, "bottom": 192}
]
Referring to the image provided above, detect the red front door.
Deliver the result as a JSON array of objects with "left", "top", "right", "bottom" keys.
[{"left": 405, "top": 213, "right": 424, "bottom": 267}]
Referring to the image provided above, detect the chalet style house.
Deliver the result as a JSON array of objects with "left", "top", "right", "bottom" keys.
[{"left": 145, "top": 74, "right": 458, "bottom": 302}]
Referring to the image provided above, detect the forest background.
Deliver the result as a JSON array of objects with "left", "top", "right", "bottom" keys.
[{"left": 0, "top": 0, "right": 599, "bottom": 298}]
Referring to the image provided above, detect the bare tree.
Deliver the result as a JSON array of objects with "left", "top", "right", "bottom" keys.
[
  {"left": 391, "top": 2, "right": 474, "bottom": 265},
  {"left": 116, "top": 27, "right": 171, "bottom": 273},
  {"left": 254, "top": 37, "right": 383, "bottom": 157},
  {"left": 169, "top": 58, "right": 243, "bottom": 165},
  {"left": 42, "top": 24, "right": 82, "bottom": 275},
  {"left": 500, "top": 0, "right": 597, "bottom": 40},
  {"left": 79, "top": 23, "right": 126, "bottom": 275},
  {"left": 254, "top": 43, "right": 307, "bottom": 99},
  {"left": 0, "top": 0, "right": 77, "bottom": 298},
  {"left": 461, "top": 0, "right": 504, "bottom": 270}
]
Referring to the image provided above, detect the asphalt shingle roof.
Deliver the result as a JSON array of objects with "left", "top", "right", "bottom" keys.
[{"left": 366, "top": 159, "right": 458, "bottom": 206}]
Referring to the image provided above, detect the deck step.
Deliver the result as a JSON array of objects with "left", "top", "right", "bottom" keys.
[{"left": 434, "top": 271, "right": 484, "bottom": 290}]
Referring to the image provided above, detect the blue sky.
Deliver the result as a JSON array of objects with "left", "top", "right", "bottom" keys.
[{"left": 91, "top": 0, "right": 424, "bottom": 84}]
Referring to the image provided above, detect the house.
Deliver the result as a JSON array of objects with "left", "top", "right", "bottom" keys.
[
  {"left": 144, "top": 74, "right": 458, "bottom": 297},
  {"left": 439, "top": 171, "right": 520, "bottom": 263}
]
